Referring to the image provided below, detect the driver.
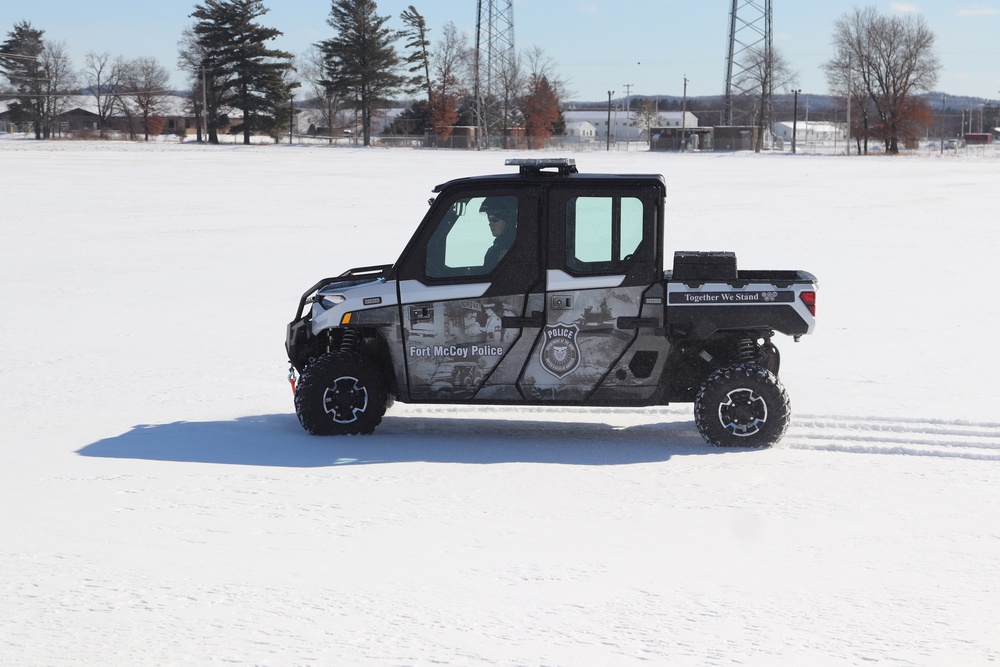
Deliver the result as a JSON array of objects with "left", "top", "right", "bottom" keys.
[{"left": 479, "top": 197, "right": 517, "bottom": 269}]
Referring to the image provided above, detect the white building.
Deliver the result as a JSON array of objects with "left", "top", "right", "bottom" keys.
[
  {"left": 562, "top": 110, "right": 699, "bottom": 142},
  {"left": 772, "top": 121, "right": 847, "bottom": 143},
  {"left": 564, "top": 120, "right": 597, "bottom": 141}
]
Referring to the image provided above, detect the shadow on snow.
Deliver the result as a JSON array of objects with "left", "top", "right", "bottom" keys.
[{"left": 76, "top": 411, "right": 737, "bottom": 468}]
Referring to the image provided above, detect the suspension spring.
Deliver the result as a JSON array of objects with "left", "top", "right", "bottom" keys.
[
  {"left": 339, "top": 328, "right": 360, "bottom": 353},
  {"left": 738, "top": 337, "right": 758, "bottom": 361}
]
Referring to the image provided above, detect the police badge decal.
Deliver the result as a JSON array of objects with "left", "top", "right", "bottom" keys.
[{"left": 540, "top": 322, "right": 582, "bottom": 379}]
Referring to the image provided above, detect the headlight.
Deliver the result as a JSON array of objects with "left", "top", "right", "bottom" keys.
[{"left": 315, "top": 293, "right": 346, "bottom": 310}]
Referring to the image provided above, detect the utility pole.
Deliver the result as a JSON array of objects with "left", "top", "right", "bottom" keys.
[
  {"left": 201, "top": 67, "right": 209, "bottom": 142},
  {"left": 287, "top": 66, "right": 298, "bottom": 146},
  {"left": 804, "top": 95, "right": 809, "bottom": 143},
  {"left": 792, "top": 89, "right": 800, "bottom": 154},
  {"left": 623, "top": 83, "right": 633, "bottom": 150},
  {"left": 681, "top": 76, "right": 688, "bottom": 151},
  {"left": 846, "top": 55, "right": 851, "bottom": 156},
  {"left": 606, "top": 90, "right": 614, "bottom": 151},
  {"left": 940, "top": 94, "right": 946, "bottom": 155}
]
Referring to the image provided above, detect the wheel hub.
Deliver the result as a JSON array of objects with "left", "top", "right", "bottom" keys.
[
  {"left": 322, "top": 376, "right": 369, "bottom": 424},
  {"left": 718, "top": 387, "right": 768, "bottom": 437}
]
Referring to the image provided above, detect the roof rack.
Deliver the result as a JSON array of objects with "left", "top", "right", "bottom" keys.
[{"left": 504, "top": 158, "right": 578, "bottom": 176}]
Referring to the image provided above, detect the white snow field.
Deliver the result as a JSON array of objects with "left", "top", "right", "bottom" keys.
[{"left": 1, "top": 139, "right": 999, "bottom": 666}]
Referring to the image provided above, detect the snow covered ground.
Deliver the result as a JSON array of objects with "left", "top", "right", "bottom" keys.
[{"left": 1, "top": 139, "right": 999, "bottom": 665}]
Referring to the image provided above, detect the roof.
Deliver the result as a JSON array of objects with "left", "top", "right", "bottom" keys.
[
  {"left": 0, "top": 94, "right": 195, "bottom": 118},
  {"left": 563, "top": 109, "right": 699, "bottom": 125},
  {"left": 773, "top": 120, "right": 844, "bottom": 132},
  {"left": 432, "top": 160, "right": 666, "bottom": 193}
]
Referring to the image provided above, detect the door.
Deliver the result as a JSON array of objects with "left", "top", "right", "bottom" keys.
[
  {"left": 395, "top": 187, "right": 544, "bottom": 401},
  {"left": 518, "top": 184, "right": 665, "bottom": 402}
]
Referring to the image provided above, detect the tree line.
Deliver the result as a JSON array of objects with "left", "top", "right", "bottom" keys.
[
  {"left": 0, "top": 2, "right": 963, "bottom": 153},
  {"left": 0, "top": 0, "right": 566, "bottom": 147}
]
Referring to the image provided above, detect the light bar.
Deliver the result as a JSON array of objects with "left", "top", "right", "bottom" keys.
[{"left": 504, "top": 158, "right": 578, "bottom": 175}]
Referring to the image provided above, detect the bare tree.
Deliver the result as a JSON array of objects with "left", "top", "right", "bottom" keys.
[
  {"left": 496, "top": 50, "right": 524, "bottom": 147},
  {"left": 83, "top": 51, "right": 127, "bottom": 137},
  {"left": 824, "top": 6, "right": 940, "bottom": 154},
  {"left": 38, "top": 40, "right": 76, "bottom": 138},
  {"left": 733, "top": 45, "right": 796, "bottom": 152},
  {"left": 521, "top": 47, "right": 567, "bottom": 141},
  {"left": 177, "top": 26, "right": 216, "bottom": 143},
  {"left": 824, "top": 36, "right": 876, "bottom": 155},
  {"left": 299, "top": 45, "right": 347, "bottom": 143},
  {"left": 523, "top": 45, "right": 570, "bottom": 103},
  {"left": 120, "top": 57, "right": 171, "bottom": 140},
  {"left": 631, "top": 98, "right": 662, "bottom": 140},
  {"left": 428, "top": 21, "right": 469, "bottom": 142}
]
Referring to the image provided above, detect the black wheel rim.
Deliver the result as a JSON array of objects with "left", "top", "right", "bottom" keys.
[
  {"left": 717, "top": 387, "right": 768, "bottom": 437},
  {"left": 322, "top": 376, "right": 369, "bottom": 424}
]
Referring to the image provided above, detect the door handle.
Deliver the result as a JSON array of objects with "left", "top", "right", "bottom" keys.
[
  {"left": 617, "top": 316, "right": 660, "bottom": 329},
  {"left": 502, "top": 311, "right": 544, "bottom": 328}
]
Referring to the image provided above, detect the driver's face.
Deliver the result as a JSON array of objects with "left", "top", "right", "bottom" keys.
[{"left": 487, "top": 213, "right": 506, "bottom": 237}]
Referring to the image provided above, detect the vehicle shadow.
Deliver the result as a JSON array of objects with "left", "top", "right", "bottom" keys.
[{"left": 76, "top": 411, "right": 740, "bottom": 467}]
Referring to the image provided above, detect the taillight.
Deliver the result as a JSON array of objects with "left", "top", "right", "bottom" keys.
[{"left": 799, "top": 290, "right": 816, "bottom": 316}]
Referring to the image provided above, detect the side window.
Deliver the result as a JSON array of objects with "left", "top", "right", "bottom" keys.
[
  {"left": 566, "top": 196, "right": 644, "bottom": 272},
  {"left": 426, "top": 195, "right": 518, "bottom": 278}
]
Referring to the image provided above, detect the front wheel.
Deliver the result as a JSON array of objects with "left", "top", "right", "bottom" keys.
[
  {"left": 694, "top": 363, "right": 790, "bottom": 448},
  {"left": 294, "top": 351, "right": 388, "bottom": 435}
]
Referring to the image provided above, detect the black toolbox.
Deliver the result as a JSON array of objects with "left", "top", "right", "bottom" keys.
[{"left": 671, "top": 251, "right": 738, "bottom": 281}]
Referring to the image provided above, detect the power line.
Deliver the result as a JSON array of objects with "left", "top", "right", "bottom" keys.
[
  {"left": 0, "top": 50, "right": 72, "bottom": 63},
  {"left": 1, "top": 89, "right": 178, "bottom": 98}
]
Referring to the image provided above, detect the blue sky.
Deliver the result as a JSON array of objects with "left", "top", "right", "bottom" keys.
[{"left": 6, "top": 0, "right": 999, "bottom": 102}]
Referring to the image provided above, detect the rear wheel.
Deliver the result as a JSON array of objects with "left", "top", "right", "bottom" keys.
[
  {"left": 694, "top": 363, "right": 790, "bottom": 448},
  {"left": 295, "top": 351, "right": 388, "bottom": 435}
]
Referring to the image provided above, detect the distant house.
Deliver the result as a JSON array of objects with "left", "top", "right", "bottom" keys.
[
  {"left": 564, "top": 120, "right": 596, "bottom": 142},
  {"left": 56, "top": 108, "right": 101, "bottom": 133},
  {"left": 773, "top": 121, "right": 846, "bottom": 143},
  {"left": 156, "top": 96, "right": 200, "bottom": 136},
  {"left": 0, "top": 101, "right": 28, "bottom": 133},
  {"left": 0, "top": 95, "right": 199, "bottom": 137}
]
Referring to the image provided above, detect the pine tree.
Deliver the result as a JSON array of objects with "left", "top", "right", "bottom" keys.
[
  {"left": 399, "top": 6, "right": 431, "bottom": 105},
  {"left": 0, "top": 21, "right": 46, "bottom": 139},
  {"left": 320, "top": 0, "right": 408, "bottom": 146},
  {"left": 385, "top": 98, "right": 429, "bottom": 135},
  {"left": 190, "top": 0, "right": 295, "bottom": 144}
]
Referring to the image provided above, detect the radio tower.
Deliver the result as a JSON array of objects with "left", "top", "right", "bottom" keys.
[
  {"left": 474, "top": 0, "right": 515, "bottom": 148},
  {"left": 724, "top": 0, "right": 773, "bottom": 128}
]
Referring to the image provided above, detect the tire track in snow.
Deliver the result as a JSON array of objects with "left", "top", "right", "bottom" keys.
[
  {"left": 395, "top": 404, "right": 1000, "bottom": 460},
  {"left": 786, "top": 415, "right": 1000, "bottom": 460}
]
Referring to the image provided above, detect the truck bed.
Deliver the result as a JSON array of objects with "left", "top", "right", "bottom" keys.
[{"left": 663, "top": 256, "right": 817, "bottom": 340}]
